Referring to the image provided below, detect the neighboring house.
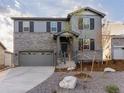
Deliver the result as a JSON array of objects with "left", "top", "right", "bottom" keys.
[
  {"left": 103, "top": 23, "right": 124, "bottom": 60},
  {"left": 0, "top": 42, "right": 6, "bottom": 65},
  {"left": 5, "top": 51, "right": 13, "bottom": 67},
  {"left": 12, "top": 7, "right": 105, "bottom": 66}
]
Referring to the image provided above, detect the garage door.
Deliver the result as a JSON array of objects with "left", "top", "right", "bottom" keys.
[
  {"left": 19, "top": 51, "right": 54, "bottom": 66},
  {"left": 113, "top": 47, "right": 124, "bottom": 60}
]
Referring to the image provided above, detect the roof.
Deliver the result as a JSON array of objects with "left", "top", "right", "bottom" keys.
[
  {"left": 11, "top": 17, "right": 68, "bottom": 21},
  {"left": 0, "top": 42, "right": 6, "bottom": 50},
  {"left": 112, "top": 35, "right": 124, "bottom": 39},
  {"left": 5, "top": 51, "right": 13, "bottom": 54},
  {"left": 11, "top": 7, "right": 105, "bottom": 21},
  {"left": 54, "top": 31, "right": 79, "bottom": 37},
  {"left": 68, "top": 7, "right": 105, "bottom": 18}
]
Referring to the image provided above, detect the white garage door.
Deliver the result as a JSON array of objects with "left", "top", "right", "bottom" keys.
[
  {"left": 19, "top": 51, "right": 54, "bottom": 66},
  {"left": 113, "top": 47, "right": 124, "bottom": 60}
]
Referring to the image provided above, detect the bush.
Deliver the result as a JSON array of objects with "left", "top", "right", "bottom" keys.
[{"left": 106, "top": 84, "right": 119, "bottom": 93}]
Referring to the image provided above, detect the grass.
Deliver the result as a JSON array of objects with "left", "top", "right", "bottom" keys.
[{"left": 106, "top": 84, "right": 119, "bottom": 93}]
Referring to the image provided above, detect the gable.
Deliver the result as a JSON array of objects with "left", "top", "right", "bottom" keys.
[
  {"left": 68, "top": 7, "right": 105, "bottom": 18},
  {"left": 0, "top": 42, "right": 6, "bottom": 50}
]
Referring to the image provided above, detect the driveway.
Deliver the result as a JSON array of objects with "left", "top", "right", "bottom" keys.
[{"left": 0, "top": 67, "right": 54, "bottom": 93}]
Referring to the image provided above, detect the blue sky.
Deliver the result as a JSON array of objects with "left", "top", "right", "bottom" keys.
[{"left": 0, "top": 0, "right": 124, "bottom": 21}]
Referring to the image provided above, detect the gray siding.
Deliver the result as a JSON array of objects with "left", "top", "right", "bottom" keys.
[
  {"left": 70, "top": 15, "right": 102, "bottom": 51},
  {"left": 14, "top": 20, "right": 67, "bottom": 32}
]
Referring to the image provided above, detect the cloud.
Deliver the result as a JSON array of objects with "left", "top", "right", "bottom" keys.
[
  {"left": 14, "top": 0, "right": 21, "bottom": 8},
  {"left": 0, "top": 6, "right": 32, "bottom": 52}
]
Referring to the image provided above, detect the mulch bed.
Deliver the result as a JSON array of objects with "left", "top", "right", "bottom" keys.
[
  {"left": 0, "top": 65, "right": 7, "bottom": 70},
  {"left": 26, "top": 72, "right": 124, "bottom": 93},
  {"left": 55, "top": 60, "right": 124, "bottom": 72}
]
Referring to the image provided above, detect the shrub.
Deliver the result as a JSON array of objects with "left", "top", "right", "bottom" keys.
[{"left": 105, "top": 84, "right": 119, "bottom": 93}]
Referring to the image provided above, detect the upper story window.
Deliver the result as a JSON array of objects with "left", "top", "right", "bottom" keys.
[
  {"left": 78, "top": 17, "right": 94, "bottom": 30},
  {"left": 23, "top": 21, "right": 30, "bottom": 32},
  {"left": 51, "top": 22, "right": 57, "bottom": 32},
  {"left": 18, "top": 21, "right": 34, "bottom": 32}
]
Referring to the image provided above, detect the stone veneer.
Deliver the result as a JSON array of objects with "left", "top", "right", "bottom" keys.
[
  {"left": 14, "top": 32, "right": 103, "bottom": 65},
  {"left": 78, "top": 50, "right": 102, "bottom": 62},
  {"left": 14, "top": 32, "right": 57, "bottom": 65}
]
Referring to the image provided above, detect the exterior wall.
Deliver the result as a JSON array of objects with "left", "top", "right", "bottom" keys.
[
  {"left": 112, "top": 38, "right": 124, "bottom": 46},
  {"left": 14, "top": 10, "right": 104, "bottom": 63},
  {"left": 111, "top": 38, "right": 124, "bottom": 59},
  {"left": 70, "top": 11, "right": 103, "bottom": 61},
  {"left": 14, "top": 20, "right": 67, "bottom": 32},
  {"left": 0, "top": 45, "right": 5, "bottom": 65},
  {"left": 5, "top": 52, "right": 13, "bottom": 67},
  {"left": 14, "top": 32, "right": 57, "bottom": 65},
  {"left": 78, "top": 50, "right": 102, "bottom": 61}
]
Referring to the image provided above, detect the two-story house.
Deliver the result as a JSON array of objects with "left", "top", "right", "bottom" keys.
[{"left": 12, "top": 7, "right": 105, "bottom": 66}]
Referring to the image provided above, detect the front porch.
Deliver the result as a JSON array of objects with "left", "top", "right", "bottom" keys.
[{"left": 53, "top": 31, "right": 79, "bottom": 68}]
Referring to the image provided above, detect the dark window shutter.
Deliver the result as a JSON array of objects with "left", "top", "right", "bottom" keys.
[
  {"left": 90, "top": 39, "right": 95, "bottom": 50},
  {"left": 78, "top": 18, "right": 83, "bottom": 30},
  {"left": 79, "top": 39, "right": 83, "bottom": 50},
  {"left": 57, "top": 22, "right": 61, "bottom": 32},
  {"left": 19, "top": 21, "right": 23, "bottom": 32},
  {"left": 30, "top": 21, "right": 34, "bottom": 32},
  {"left": 46, "top": 22, "right": 51, "bottom": 32},
  {"left": 90, "top": 18, "right": 94, "bottom": 30}
]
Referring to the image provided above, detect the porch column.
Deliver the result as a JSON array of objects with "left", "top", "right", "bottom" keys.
[
  {"left": 57, "top": 36, "right": 60, "bottom": 57},
  {"left": 73, "top": 36, "right": 79, "bottom": 63},
  {"left": 73, "top": 36, "right": 78, "bottom": 51}
]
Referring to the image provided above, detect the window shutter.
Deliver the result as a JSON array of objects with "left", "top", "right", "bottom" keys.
[
  {"left": 46, "top": 22, "right": 51, "bottom": 32},
  {"left": 79, "top": 39, "right": 83, "bottom": 50},
  {"left": 30, "top": 21, "right": 34, "bottom": 32},
  {"left": 78, "top": 18, "right": 83, "bottom": 30},
  {"left": 90, "top": 39, "right": 95, "bottom": 50},
  {"left": 90, "top": 18, "right": 94, "bottom": 30},
  {"left": 57, "top": 22, "right": 61, "bottom": 32},
  {"left": 19, "top": 21, "right": 23, "bottom": 32}
]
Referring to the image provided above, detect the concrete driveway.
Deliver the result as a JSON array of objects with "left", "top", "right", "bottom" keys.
[{"left": 0, "top": 67, "right": 54, "bottom": 93}]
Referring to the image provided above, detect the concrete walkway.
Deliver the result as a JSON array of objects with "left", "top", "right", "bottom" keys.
[{"left": 0, "top": 67, "right": 54, "bottom": 93}]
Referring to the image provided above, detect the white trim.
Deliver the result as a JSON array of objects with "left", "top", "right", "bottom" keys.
[
  {"left": 50, "top": 22, "right": 57, "bottom": 32},
  {"left": 113, "top": 46, "right": 124, "bottom": 48}
]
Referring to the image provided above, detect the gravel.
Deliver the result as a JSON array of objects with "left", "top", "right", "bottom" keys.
[{"left": 27, "top": 72, "right": 124, "bottom": 93}]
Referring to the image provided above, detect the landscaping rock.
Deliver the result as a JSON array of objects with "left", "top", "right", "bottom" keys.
[
  {"left": 104, "top": 67, "right": 116, "bottom": 72},
  {"left": 59, "top": 76, "right": 77, "bottom": 89},
  {"left": 67, "top": 66, "right": 75, "bottom": 71}
]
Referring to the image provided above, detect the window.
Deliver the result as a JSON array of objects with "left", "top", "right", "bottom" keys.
[
  {"left": 51, "top": 22, "right": 57, "bottom": 32},
  {"left": 78, "top": 17, "right": 95, "bottom": 30},
  {"left": 24, "top": 27, "right": 29, "bottom": 31},
  {"left": 23, "top": 21, "right": 30, "bottom": 32},
  {"left": 79, "top": 39, "right": 95, "bottom": 50},
  {"left": 83, "top": 18, "right": 90, "bottom": 30},
  {"left": 83, "top": 39, "right": 90, "bottom": 49}
]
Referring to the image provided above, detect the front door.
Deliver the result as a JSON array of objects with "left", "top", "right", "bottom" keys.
[{"left": 61, "top": 43, "right": 68, "bottom": 57}]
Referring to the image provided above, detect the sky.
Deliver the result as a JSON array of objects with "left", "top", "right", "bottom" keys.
[{"left": 0, "top": 0, "right": 124, "bottom": 52}]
